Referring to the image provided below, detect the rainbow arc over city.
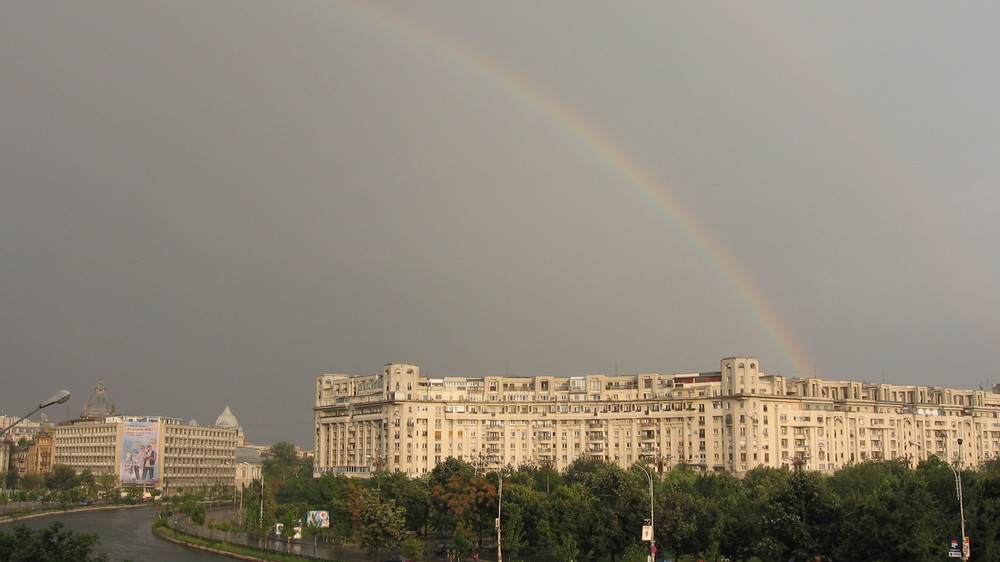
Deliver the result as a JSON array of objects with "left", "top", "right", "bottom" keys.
[{"left": 341, "top": 3, "right": 814, "bottom": 377}]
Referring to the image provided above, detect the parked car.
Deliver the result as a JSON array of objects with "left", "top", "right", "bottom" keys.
[
  {"left": 384, "top": 555, "right": 413, "bottom": 562},
  {"left": 434, "top": 543, "right": 451, "bottom": 556}
]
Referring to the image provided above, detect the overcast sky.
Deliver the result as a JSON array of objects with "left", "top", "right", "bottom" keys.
[{"left": 2, "top": 2, "right": 998, "bottom": 447}]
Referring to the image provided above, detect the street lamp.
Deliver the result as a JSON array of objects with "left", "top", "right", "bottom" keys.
[
  {"left": 633, "top": 462, "right": 655, "bottom": 559},
  {"left": 909, "top": 440, "right": 968, "bottom": 561},
  {"left": 496, "top": 470, "right": 503, "bottom": 562},
  {"left": 0, "top": 390, "right": 71, "bottom": 438}
]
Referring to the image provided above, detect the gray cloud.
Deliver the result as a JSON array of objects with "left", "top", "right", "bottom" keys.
[{"left": 2, "top": 2, "right": 997, "bottom": 445}]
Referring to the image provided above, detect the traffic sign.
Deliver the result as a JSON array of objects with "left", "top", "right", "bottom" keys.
[{"left": 948, "top": 537, "right": 961, "bottom": 558}]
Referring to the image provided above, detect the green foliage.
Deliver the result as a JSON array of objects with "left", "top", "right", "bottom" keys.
[
  {"left": 139, "top": 452, "right": 1000, "bottom": 562},
  {"left": 263, "top": 441, "right": 306, "bottom": 491},
  {"left": 451, "top": 527, "right": 475, "bottom": 556},
  {"left": 0, "top": 522, "right": 109, "bottom": 561},
  {"left": 428, "top": 465, "right": 496, "bottom": 538},
  {"left": 400, "top": 536, "right": 424, "bottom": 561},
  {"left": 44, "top": 464, "right": 80, "bottom": 490},
  {"left": 619, "top": 542, "right": 650, "bottom": 562},
  {"left": 562, "top": 456, "right": 606, "bottom": 486},
  {"left": 20, "top": 473, "right": 45, "bottom": 490},
  {"left": 180, "top": 494, "right": 207, "bottom": 526},
  {"left": 356, "top": 488, "right": 405, "bottom": 557},
  {"left": 551, "top": 532, "right": 579, "bottom": 562},
  {"left": 5, "top": 463, "right": 19, "bottom": 490}
]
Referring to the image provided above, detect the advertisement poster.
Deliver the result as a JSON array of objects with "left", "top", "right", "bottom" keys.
[
  {"left": 306, "top": 510, "right": 330, "bottom": 528},
  {"left": 120, "top": 421, "right": 159, "bottom": 485}
]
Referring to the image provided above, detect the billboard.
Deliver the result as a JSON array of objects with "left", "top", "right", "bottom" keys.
[
  {"left": 120, "top": 421, "right": 160, "bottom": 485},
  {"left": 306, "top": 510, "right": 330, "bottom": 528}
]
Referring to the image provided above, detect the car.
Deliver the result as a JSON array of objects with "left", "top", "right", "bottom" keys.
[
  {"left": 79, "top": 499, "right": 93, "bottom": 506},
  {"left": 384, "top": 556, "right": 413, "bottom": 562},
  {"left": 434, "top": 543, "right": 451, "bottom": 556}
]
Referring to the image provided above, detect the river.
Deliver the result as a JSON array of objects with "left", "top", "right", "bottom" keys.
[{"left": 0, "top": 506, "right": 230, "bottom": 561}]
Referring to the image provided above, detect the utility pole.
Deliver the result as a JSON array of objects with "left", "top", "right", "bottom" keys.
[{"left": 496, "top": 472, "right": 503, "bottom": 562}]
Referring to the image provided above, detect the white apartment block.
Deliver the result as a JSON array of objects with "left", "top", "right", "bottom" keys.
[
  {"left": 314, "top": 358, "right": 1000, "bottom": 478},
  {"left": 53, "top": 415, "right": 239, "bottom": 496}
]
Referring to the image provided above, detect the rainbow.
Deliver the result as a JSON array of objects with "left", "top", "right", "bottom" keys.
[{"left": 336, "top": 2, "right": 815, "bottom": 377}]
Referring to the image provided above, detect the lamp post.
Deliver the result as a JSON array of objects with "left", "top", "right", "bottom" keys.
[
  {"left": 368, "top": 452, "right": 388, "bottom": 491},
  {"left": 496, "top": 470, "right": 503, "bottom": 562},
  {"left": 633, "top": 462, "right": 655, "bottom": 560},
  {"left": 910, "top": 440, "right": 968, "bottom": 561},
  {"left": 0, "top": 390, "right": 71, "bottom": 438}
]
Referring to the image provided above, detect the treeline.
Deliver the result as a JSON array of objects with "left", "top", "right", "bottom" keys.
[{"left": 245, "top": 448, "right": 1000, "bottom": 562}]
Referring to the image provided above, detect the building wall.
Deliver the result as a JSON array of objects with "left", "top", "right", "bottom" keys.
[
  {"left": 0, "top": 416, "right": 46, "bottom": 444},
  {"left": 25, "top": 431, "right": 55, "bottom": 475},
  {"left": 162, "top": 421, "right": 239, "bottom": 496},
  {"left": 53, "top": 416, "right": 238, "bottom": 496},
  {"left": 236, "top": 461, "right": 263, "bottom": 490},
  {"left": 314, "top": 358, "right": 1000, "bottom": 478}
]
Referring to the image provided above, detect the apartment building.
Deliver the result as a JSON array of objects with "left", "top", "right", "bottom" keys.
[{"left": 314, "top": 357, "right": 1000, "bottom": 478}]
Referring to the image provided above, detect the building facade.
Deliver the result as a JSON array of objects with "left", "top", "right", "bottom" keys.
[
  {"left": 0, "top": 415, "right": 50, "bottom": 444},
  {"left": 53, "top": 415, "right": 239, "bottom": 496},
  {"left": 314, "top": 357, "right": 1000, "bottom": 478}
]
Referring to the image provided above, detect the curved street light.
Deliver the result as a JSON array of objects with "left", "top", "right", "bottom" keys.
[
  {"left": 909, "top": 440, "right": 968, "bottom": 561},
  {"left": 0, "top": 390, "right": 71, "bottom": 439},
  {"left": 633, "top": 462, "right": 656, "bottom": 559}
]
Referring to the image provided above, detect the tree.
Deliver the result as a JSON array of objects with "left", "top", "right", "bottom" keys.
[
  {"left": 182, "top": 495, "right": 206, "bottom": 526},
  {"left": 576, "top": 464, "right": 637, "bottom": 560},
  {"left": 562, "top": 457, "right": 606, "bottom": 486},
  {"left": 432, "top": 472, "right": 496, "bottom": 544},
  {"left": 356, "top": 488, "right": 405, "bottom": 561},
  {"left": 539, "top": 483, "right": 588, "bottom": 559},
  {"left": 399, "top": 474, "right": 430, "bottom": 535},
  {"left": 264, "top": 441, "right": 304, "bottom": 492},
  {"left": 3, "top": 469, "right": 18, "bottom": 492},
  {"left": 0, "top": 522, "right": 109, "bottom": 561},
  {"left": 501, "top": 481, "right": 545, "bottom": 559},
  {"left": 831, "top": 471, "right": 940, "bottom": 561},
  {"left": 20, "top": 473, "right": 45, "bottom": 491},
  {"left": 400, "top": 536, "right": 424, "bottom": 561},
  {"left": 276, "top": 506, "right": 302, "bottom": 552},
  {"left": 45, "top": 464, "right": 80, "bottom": 490},
  {"left": 96, "top": 472, "right": 117, "bottom": 501},
  {"left": 966, "top": 462, "right": 1000, "bottom": 561}
]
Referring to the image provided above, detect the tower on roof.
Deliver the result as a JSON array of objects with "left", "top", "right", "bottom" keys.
[
  {"left": 81, "top": 381, "right": 116, "bottom": 419},
  {"left": 215, "top": 405, "right": 245, "bottom": 444}
]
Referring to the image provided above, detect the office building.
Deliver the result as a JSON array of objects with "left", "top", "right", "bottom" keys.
[{"left": 47, "top": 384, "right": 239, "bottom": 495}]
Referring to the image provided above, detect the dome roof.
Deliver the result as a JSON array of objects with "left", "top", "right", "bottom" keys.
[
  {"left": 81, "top": 381, "right": 116, "bottom": 419},
  {"left": 215, "top": 405, "right": 241, "bottom": 429}
]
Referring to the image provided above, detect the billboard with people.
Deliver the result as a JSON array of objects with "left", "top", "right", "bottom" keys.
[{"left": 119, "top": 420, "right": 159, "bottom": 485}]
